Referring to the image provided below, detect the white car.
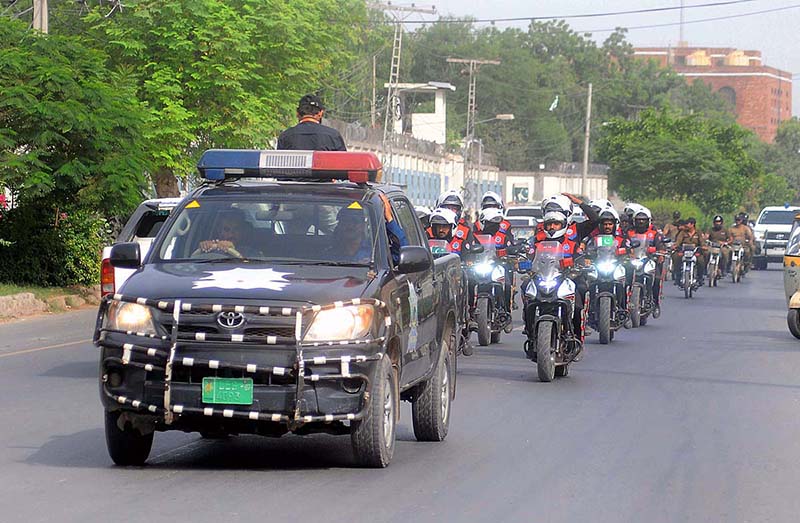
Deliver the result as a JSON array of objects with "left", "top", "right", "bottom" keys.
[
  {"left": 506, "top": 205, "right": 542, "bottom": 224},
  {"left": 101, "top": 198, "right": 182, "bottom": 296},
  {"left": 753, "top": 206, "right": 800, "bottom": 269}
]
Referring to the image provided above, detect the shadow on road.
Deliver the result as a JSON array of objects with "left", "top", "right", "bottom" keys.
[
  {"left": 578, "top": 367, "right": 800, "bottom": 391},
  {"left": 39, "top": 361, "right": 98, "bottom": 379},
  {"left": 21, "top": 428, "right": 110, "bottom": 468}
]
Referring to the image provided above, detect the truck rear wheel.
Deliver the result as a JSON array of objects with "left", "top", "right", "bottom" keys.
[
  {"left": 351, "top": 355, "right": 396, "bottom": 468},
  {"left": 105, "top": 410, "right": 153, "bottom": 466},
  {"left": 411, "top": 331, "right": 453, "bottom": 442}
]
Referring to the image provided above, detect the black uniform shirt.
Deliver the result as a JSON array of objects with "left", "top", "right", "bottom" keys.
[{"left": 276, "top": 121, "right": 347, "bottom": 151}]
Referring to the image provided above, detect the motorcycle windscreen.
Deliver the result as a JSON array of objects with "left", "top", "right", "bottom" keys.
[
  {"left": 531, "top": 241, "right": 564, "bottom": 280},
  {"left": 428, "top": 239, "right": 451, "bottom": 257},
  {"left": 593, "top": 235, "right": 617, "bottom": 262},
  {"left": 473, "top": 234, "right": 499, "bottom": 264},
  {"left": 783, "top": 215, "right": 800, "bottom": 304},
  {"left": 632, "top": 233, "right": 649, "bottom": 259}
]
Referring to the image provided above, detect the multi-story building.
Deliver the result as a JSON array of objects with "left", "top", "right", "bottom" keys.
[{"left": 633, "top": 46, "right": 792, "bottom": 142}]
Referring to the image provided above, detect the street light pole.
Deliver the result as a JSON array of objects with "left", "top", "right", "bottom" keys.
[{"left": 581, "top": 83, "right": 593, "bottom": 198}]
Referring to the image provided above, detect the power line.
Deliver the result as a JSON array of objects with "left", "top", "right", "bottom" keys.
[
  {"left": 383, "top": 0, "right": 760, "bottom": 25},
  {"left": 585, "top": 3, "right": 800, "bottom": 33}
]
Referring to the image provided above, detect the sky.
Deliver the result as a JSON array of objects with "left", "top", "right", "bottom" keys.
[{"left": 407, "top": 0, "right": 800, "bottom": 116}]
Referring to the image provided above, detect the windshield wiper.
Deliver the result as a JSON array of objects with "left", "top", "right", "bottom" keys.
[{"left": 194, "top": 257, "right": 272, "bottom": 263}]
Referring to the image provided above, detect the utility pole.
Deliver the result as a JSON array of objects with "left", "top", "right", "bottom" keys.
[
  {"left": 371, "top": 55, "right": 377, "bottom": 128},
  {"left": 679, "top": 0, "right": 686, "bottom": 46},
  {"left": 447, "top": 58, "right": 500, "bottom": 210},
  {"left": 581, "top": 83, "right": 593, "bottom": 198},
  {"left": 33, "top": 0, "right": 48, "bottom": 33},
  {"left": 369, "top": 2, "right": 436, "bottom": 183}
]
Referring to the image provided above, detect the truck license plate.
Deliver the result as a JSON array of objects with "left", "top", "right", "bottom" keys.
[{"left": 202, "top": 377, "right": 254, "bottom": 405}]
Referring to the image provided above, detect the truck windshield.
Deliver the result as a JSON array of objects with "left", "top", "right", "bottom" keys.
[
  {"left": 155, "top": 197, "right": 374, "bottom": 265},
  {"left": 759, "top": 210, "right": 796, "bottom": 225}
]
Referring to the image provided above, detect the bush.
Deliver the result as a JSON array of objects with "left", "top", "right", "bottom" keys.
[
  {"left": 642, "top": 199, "right": 711, "bottom": 231},
  {"left": 0, "top": 204, "right": 106, "bottom": 286}
]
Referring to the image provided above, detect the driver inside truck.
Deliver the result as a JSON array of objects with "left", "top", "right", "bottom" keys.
[{"left": 194, "top": 210, "right": 261, "bottom": 258}]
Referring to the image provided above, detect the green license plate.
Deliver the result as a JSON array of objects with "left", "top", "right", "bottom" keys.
[{"left": 201, "top": 377, "right": 254, "bottom": 405}]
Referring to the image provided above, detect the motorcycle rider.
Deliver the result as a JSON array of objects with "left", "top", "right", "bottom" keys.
[
  {"left": 662, "top": 210, "right": 682, "bottom": 242},
  {"left": 535, "top": 193, "right": 600, "bottom": 243},
  {"left": 674, "top": 217, "right": 706, "bottom": 285},
  {"left": 728, "top": 212, "right": 755, "bottom": 272},
  {"left": 588, "top": 207, "right": 631, "bottom": 313},
  {"left": 425, "top": 208, "right": 476, "bottom": 255},
  {"left": 529, "top": 210, "right": 589, "bottom": 347},
  {"left": 474, "top": 191, "right": 511, "bottom": 234},
  {"left": 478, "top": 206, "right": 516, "bottom": 315},
  {"left": 627, "top": 207, "right": 667, "bottom": 305},
  {"left": 437, "top": 190, "right": 471, "bottom": 227},
  {"left": 706, "top": 214, "right": 731, "bottom": 277}
]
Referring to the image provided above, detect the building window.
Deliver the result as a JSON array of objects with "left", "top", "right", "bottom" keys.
[{"left": 718, "top": 86, "right": 736, "bottom": 108}]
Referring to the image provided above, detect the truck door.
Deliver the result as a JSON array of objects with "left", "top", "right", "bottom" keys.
[{"left": 390, "top": 197, "right": 437, "bottom": 382}]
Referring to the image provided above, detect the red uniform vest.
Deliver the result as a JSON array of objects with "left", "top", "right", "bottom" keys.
[
  {"left": 536, "top": 220, "right": 578, "bottom": 241},
  {"left": 531, "top": 237, "right": 579, "bottom": 268},
  {"left": 427, "top": 224, "right": 471, "bottom": 254},
  {"left": 627, "top": 227, "right": 658, "bottom": 254}
]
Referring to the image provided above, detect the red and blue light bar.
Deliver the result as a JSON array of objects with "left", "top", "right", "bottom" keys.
[{"left": 197, "top": 150, "right": 383, "bottom": 183}]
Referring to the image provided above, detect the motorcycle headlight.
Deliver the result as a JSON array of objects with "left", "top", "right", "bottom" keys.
[
  {"left": 105, "top": 301, "right": 157, "bottom": 335},
  {"left": 474, "top": 262, "right": 494, "bottom": 276},
  {"left": 613, "top": 265, "right": 626, "bottom": 280},
  {"left": 304, "top": 305, "right": 375, "bottom": 342},
  {"left": 491, "top": 265, "right": 505, "bottom": 282},
  {"left": 537, "top": 277, "right": 559, "bottom": 293},
  {"left": 597, "top": 261, "right": 616, "bottom": 274}
]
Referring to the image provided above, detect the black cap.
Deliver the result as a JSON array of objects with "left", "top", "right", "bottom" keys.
[
  {"left": 672, "top": 210, "right": 681, "bottom": 219},
  {"left": 687, "top": 217, "right": 696, "bottom": 225},
  {"left": 298, "top": 94, "right": 325, "bottom": 111}
]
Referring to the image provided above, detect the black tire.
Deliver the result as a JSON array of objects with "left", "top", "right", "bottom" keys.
[
  {"left": 490, "top": 330, "right": 501, "bottom": 344},
  {"left": 732, "top": 264, "right": 740, "bottom": 284},
  {"left": 351, "top": 355, "right": 397, "bottom": 468},
  {"left": 598, "top": 296, "right": 611, "bottom": 345},
  {"left": 536, "top": 322, "right": 556, "bottom": 382},
  {"left": 630, "top": 286, "right": 641, "bottom": 328},
  {"left": 412, "top": 331, "right": 453, "bottom": 442},
  {"left": 684, "top": 269, "right": 691, "bottom": 299},
  {"left": 105, "top": 410, "right": 153, "bottom": 466},
  {"left": 708, "top": 262, "right": 717, "bottom": 287},
  {"left": 640, "top": 314, "right": 648, "bottom": 326},
  {"left": 788, "top": 309, "right": 800, "bottom": 340},
  {"left": 476, "top": 297, "right": 491, "bottom": 347},
  {"left": 555, "top": 364, "right": 569, "bottom": 377}
]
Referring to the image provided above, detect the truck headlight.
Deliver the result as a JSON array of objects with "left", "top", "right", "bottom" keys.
[
  {"left": 754, "top": 230, "right": 765, "bottom": 240},
  {"left": 305, "top": 305, "right": 375, "bottom": 342},
  {"left": 106, "top": 302, "right": 157, "bottom": 335}
]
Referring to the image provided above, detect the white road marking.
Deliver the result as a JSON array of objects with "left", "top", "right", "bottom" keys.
[{"left": 0, "top": 339, "right": 90, "bottom": 359}]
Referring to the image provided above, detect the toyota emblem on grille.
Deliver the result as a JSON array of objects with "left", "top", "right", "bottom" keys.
[{"left": 217, "top": 311, "right": 245, "bottom": 329}]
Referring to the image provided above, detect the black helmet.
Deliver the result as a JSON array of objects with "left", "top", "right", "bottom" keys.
[
  {"left": 713, "top": 215, "right": 723, "bottom": 223},
  {"left": 672, "top": 210, "right": 681, "bottom": 220},
  {"left": 735, "top": 212, "right": 746, "bottom": 222}
]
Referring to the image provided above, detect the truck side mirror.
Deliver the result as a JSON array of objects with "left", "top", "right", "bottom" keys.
[
  {"left": 396, "top": 246, "right": 432, "bottom": 274},
  {"left": 110, "top": 242, "right": 141, "bottom": 269}
]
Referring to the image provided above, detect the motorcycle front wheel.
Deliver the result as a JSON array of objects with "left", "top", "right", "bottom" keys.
[
  {"left": 599, "top": 296, "right": 612, "bottom": 344},
  {"left": 536, "top": 322, "right": 556, "bottom": 382},
  {"left": 476, "top": 297, "right": 491, "bottom": 347},
  {"left": 708, "top": 262, "right": 717, "bottom": 287},
  {"left": 630, "top": 286, "right": 641, "bottom": 328}
]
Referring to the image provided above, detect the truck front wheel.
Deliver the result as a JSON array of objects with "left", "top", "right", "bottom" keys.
[
  {"left": 351, "top": 355, "right": 397, "bottom": 468},
  {"left": 105, "top": 410, "right": 153, "bottom": 466}
]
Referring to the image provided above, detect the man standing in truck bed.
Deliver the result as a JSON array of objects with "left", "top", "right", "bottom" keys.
[{"left": 277, "top": 94, "right": 347, "bottom": 151}]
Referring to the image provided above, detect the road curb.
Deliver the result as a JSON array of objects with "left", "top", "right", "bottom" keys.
[{"left": 0, "top": 287, "right": 100, "bottom": 320}]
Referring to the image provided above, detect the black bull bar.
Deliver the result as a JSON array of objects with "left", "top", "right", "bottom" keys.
[{"left": 95, "top": 294, "right": 390, "bottom": 429}]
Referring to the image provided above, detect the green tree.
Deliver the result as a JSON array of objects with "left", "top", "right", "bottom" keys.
[
  {"left": 0, "top": 17, "right": 149, "bottom": 216},
  {"left": 77, "top": 0, "right": 367, "bottom": 196},
  {"left": 598, "top": 108, "right": 762, "bottom": 213}
]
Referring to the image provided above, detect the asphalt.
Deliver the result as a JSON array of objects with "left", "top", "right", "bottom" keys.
[{"left": 2, "top": 269, "right": 800, "bottom": 522}]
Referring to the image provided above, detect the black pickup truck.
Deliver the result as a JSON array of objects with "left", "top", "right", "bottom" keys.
[{"left": 94, "top": 149, "right": 463, "bottom": 468}]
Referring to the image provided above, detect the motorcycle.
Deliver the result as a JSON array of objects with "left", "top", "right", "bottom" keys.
[
  {"left": 706, "top": 241, "right": 723, "bottom": 287},
  {"left": 467, "top": 234, "right": 512, "bottom": 346},
  {"left": 521, "top": 241, "right": 583, "bottom": 382},
  {"left": 629, "top": 234, "right": 658, "bottom": 327},
  {"left": 679, "top": 244, "right": 701, "bottom": 299},
  {"left": 731, "top": 240, "right": 745, "bottom": 283},
  {"left": 585, "top": 235, "right": 628, "bottom": 344}
]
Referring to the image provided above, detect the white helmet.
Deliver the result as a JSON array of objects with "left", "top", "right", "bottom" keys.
[
  {"left": 542, "top": 211, "right": 568, "bottom": 240},
  {"left": 480, "top": 191, "right": 504, "bottom": 211},
  {"left": 436, "top": 190, "right": 464, "bottom": 210},
  {"left": 589, "top": 199, "right": 614, "bottom": 213},
  {"left": 414, "top": 205, "right": 432, "bottom": 219},
  {"left": 633, "top": 206, "right": 652, "bottom": 221},
  {"left": 479, "top": 207, "right": 504, "bottom": 225},
  {"left": 428, "top": 207, "right": 458, "bottom": 230},
  {"left": 598, "top": 207, "right": 620, "bottom": 223},
  {"left": 623, "top": 203, "right": 644, "bottom": 219},
  {"left": 542, "top": 194, "right": 573, "bottom": 218}
]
